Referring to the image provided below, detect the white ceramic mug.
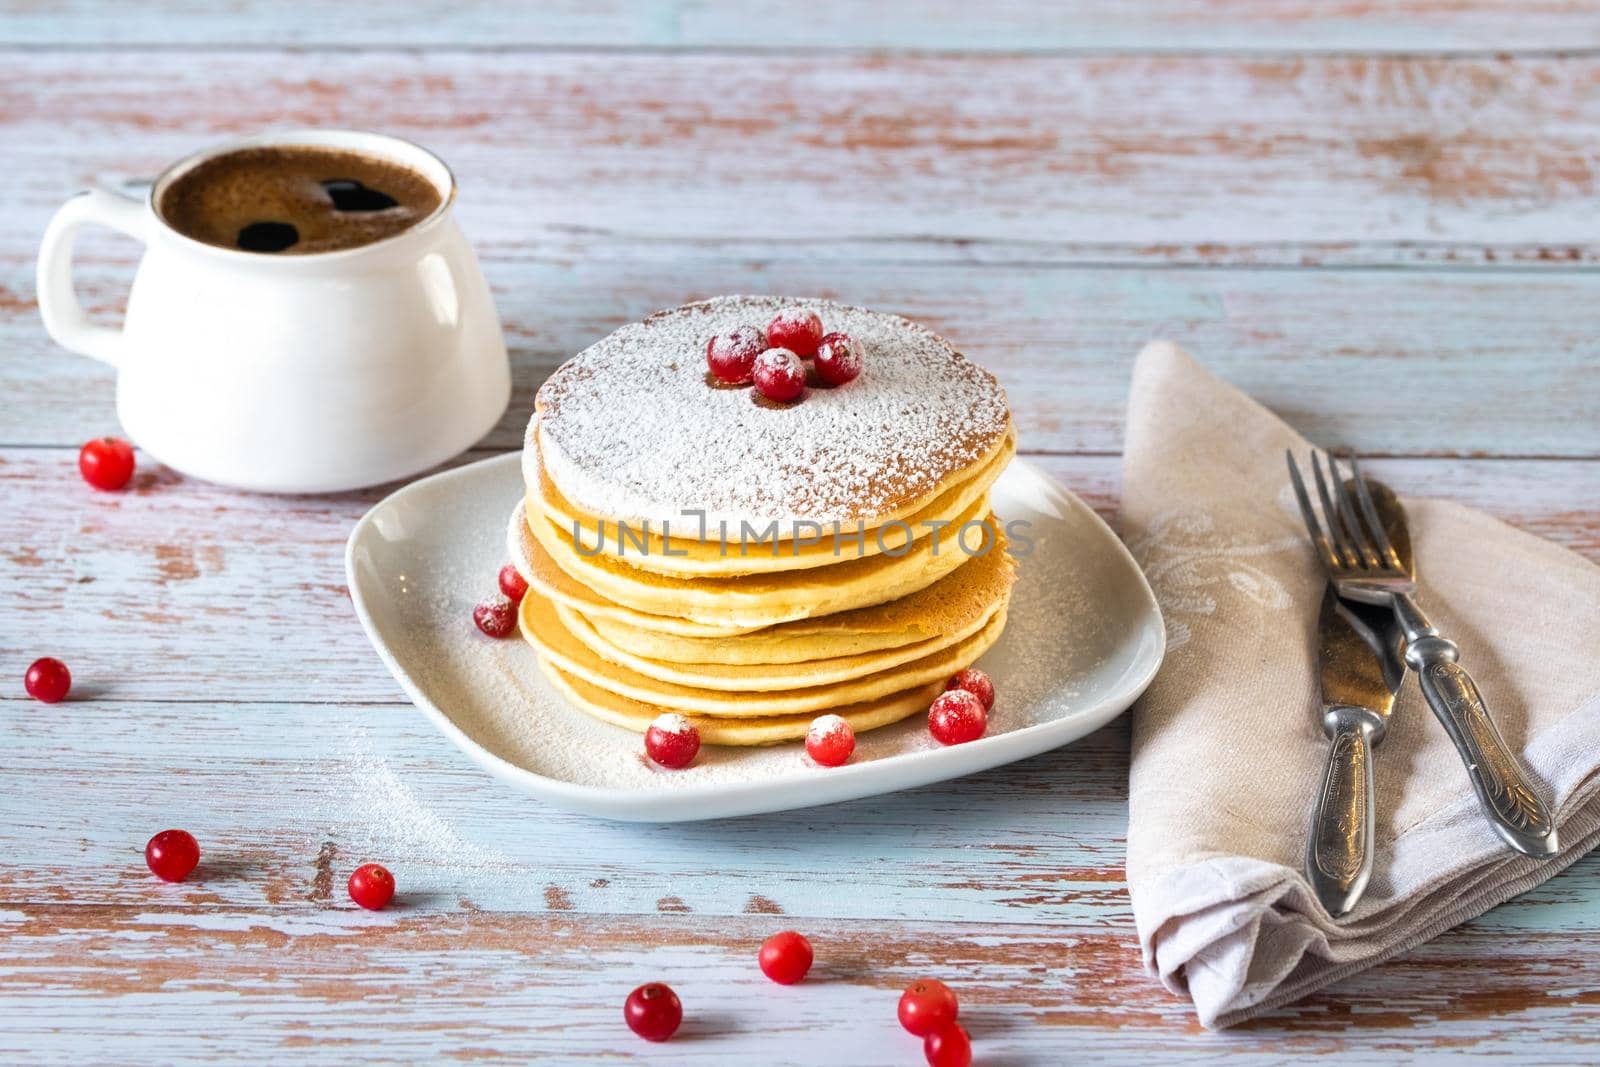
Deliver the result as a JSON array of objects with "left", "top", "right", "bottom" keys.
[{"left": 37, "top": 129, "right": 510, "bottom": 493}]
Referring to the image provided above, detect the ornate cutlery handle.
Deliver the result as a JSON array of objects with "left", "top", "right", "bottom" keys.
[
  {"left": 1307, "top": 711, "right": 1376, "bottom": 917},
  {"left": 1395, "top": 594, "right": 1559, "bottom": 857}
]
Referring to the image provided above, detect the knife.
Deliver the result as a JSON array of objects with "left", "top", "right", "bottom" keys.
[
  {"left": 1352, "top": 476, "right": 1559, "bottom": 858},
  {"left": 1307, "top": 585, "right": 1402, "bottom": 917}
]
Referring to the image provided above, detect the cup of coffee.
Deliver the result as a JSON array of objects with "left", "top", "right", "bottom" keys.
[{"left": 37, "top": 129, "right": 510, "bottom": 492}]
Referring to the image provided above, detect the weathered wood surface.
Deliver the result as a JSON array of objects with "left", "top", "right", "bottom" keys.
[
  {"left": 3, "top": 447, "right": 1596, "bottom": 701},
  {"left": 4, "top": 0, "right": 1600, "bottom": 52},
  {"left": 7, "top": 52, "right": 1600, "bottom": 268},
  {"left": 6, "top": 4, "right": 1600, "bottom": 1062},
  {"left": 7, "top": 261, "right": 1600, "bottom": 456},
  {"left": 2, "top": 701, "right": 1599, "bottom": 1063}
]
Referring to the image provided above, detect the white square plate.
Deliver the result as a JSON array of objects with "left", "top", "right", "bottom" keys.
[{"left": 346, "top": 454, "right": 1165, "bottom": 821}]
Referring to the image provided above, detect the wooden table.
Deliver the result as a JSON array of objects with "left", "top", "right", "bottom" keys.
[{"left": 4, "top": 3, "right": 1600, "bottom": 1062}]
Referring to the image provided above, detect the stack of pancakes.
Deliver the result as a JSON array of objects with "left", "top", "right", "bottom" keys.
[{"left": 508, "top": 296, "right": 1016, "bottom": 746}]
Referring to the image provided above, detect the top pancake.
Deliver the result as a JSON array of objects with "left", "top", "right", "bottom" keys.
[{"left": 534, "top": 295, "right": 1012, "bottom": 531}]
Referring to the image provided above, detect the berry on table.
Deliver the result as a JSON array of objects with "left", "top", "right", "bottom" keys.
[
  {"left": 924, "top": 1023, "right": 973, "bottom": 1067},
  {"left": 473, "top": 593, "right": 517, "bottom": 638},
  {"left": 145, "top": 829, "right": 201, "bottom": 883},
  {"left": 899, "top": 978, "right": 960, "bottom": 1036},
  {"left": 645, "top": 713, "right": 701, "bottom": 769},
  {"left": 928, "top": 690, "right": 987, "bottom": 746},
  {"left": 24, "top": 657, "right": 71, "bottom": 703},
  {"left": 805, "top": 714, "right": 855, "bottom": 767},
  {"left": 79, "top": 436, "right": 135, "bottom": 491},
  {"left": 753, "top": 347, "right": 806, "bottom": 403},
  {"left": 348, "top": 862, "right": 396, "bottom": 910},
  {"left": 624, "top": 982, "right": 683, "bottom": 1042},
  {"left": 945, "top": 667, "right": 995, "bottom": 710},
  {"left": 814, "top": 332, "right": 864, "bottom": 387},
  {"left": 707, "top": 325, "right": 768, "bottom": 384},
  {"left": 758, "top": 930, "right": 814, "bottom": 985},
  {"left": 766, "top": 309, "right": 824, "bottom": 358},
  {"left": 498, "top": 563, "right": 529, "bottom": 603}
]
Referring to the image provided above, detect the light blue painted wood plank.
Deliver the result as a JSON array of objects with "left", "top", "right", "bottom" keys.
[
  {"left": 1, "top": 451, "right": 1596, "bottom": 706},
  {"left": 7, "top": 51, "right": 1600, "bottom": 266},
  {"left": 2, "top": 0, "right": 1598, "bottom": 52},
  {"left": 0, "top": 698, "right": 1132, "bottom": 923},
  {"left": 5, "top": 259, "right": 1599, "bottom": 456}
]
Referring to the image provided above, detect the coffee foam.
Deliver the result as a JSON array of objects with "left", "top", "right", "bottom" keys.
[{"left": 158, "top": 145, "right": 442, "bottom": 254}]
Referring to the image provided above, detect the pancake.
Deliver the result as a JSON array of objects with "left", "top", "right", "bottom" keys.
[
  {"left": 583, "top": 528, "right": 1016, "bottom": 664},
  {"left": 534, "top": 295, "right": 1012, "bottom": 532},
  {"left": 527, "top": 467, "right": 998, "bottom": 630},
  {"left": 558, "top": 587, "right": 1007, "bottom": 691},
  {"left": 508, "top": 500, "right": 1017, "bottom": 660},
  {"left": 507, "top": 502, "right": 756, "bottom": 639},
  {"left": 520, "top": 590, "right": 1008, "bottom": 718},
  {"left": 529, "top": 428, "right": 1016, "bottom": 578},
  {"left": 539, "top": 659, "right": 942, "bottom": 746}
]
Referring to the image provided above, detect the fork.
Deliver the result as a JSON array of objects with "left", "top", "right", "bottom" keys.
[{"left": 1286, "top": 449, "right": 1559, "bottom": 858}]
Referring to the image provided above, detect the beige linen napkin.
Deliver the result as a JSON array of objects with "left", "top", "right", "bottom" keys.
[{"left": 1121, "top": 341, "right": 1600, "bottom": 1029}]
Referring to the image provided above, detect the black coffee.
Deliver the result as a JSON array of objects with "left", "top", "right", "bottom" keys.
[{"left": 158, "top": 145, "right": 443, "bottom": 254}]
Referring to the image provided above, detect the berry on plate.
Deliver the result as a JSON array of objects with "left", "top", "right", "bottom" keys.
[
  {"left": 707, "top": 325, "right": 768, "bottom": 384},
  {"left": 944, "top": 667, "right": 994, "bottom": 710},
  {"left": 758, "top": 930, "right": 814, "bottom": 985},
  {"left": 145, "top": 829, "right": 201, "bottom": 883},
  {"left": 753, "top": 347, "right": 806, "bottom": 403},
  {"left": 24, "top": 657, "right": 71, "bottom": 703},
  {"left": 348, "top": 862, "right": 396, "bottom": 910},
  {"left": 899, "top": 977, "right": 960, "bottom": 1037},
  {"left": 624, "top": 982, "right": 683, "bottom": 1042},
  {"left": 805, "top": 714, "right": 855, "bottom": 767},
  {"left": 765, "top": 309, "right": 823, "bottom": 359},
  {"left": 645, "top": 713, "right": 701, "bottom": 769},
  {"left": 924, "top": 1023, "right": 973, "bottom": 1067},
  {"left": 498, "top": 564, "right": 529, "bottom": 603},
  {"left": 473, "top": 594, "right": 517, "bottom": 638},
  {"left": 814, "top": 332, "right": 864, "bottom": 387},
  {"left": 79, "top": 436, "right": 135, "bottom": 491},
  {"left": 928, "top": 689, "right": 987, "bottom": 745}
]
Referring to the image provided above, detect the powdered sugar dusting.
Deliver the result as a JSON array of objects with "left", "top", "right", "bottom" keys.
[
  {"left": 535, "top": 296, "right": 1011, "bottom": 528},
  {"left": 808, "top": 713, "right": 851, "bottom": 739},
  {"left": 650, "top": 712, "right": 692, "bottom": 735}
]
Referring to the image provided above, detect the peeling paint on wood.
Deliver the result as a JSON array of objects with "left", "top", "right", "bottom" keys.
[{"left": 3, "top": 8, "right": 1600, "bottom": 1061}]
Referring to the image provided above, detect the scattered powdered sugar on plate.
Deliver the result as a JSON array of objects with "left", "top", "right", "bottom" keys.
[{"left": 535, "top": 295, "right": 1011, "bottom": 530}]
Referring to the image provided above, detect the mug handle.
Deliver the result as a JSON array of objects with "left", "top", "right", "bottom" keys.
[{"left": 37, "top": 186, "right": 152, "bottom": 367}]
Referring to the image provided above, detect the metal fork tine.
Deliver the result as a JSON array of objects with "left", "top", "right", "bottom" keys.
[
  {"left": 1309, "top": 450, "right": 1357, "bottom": 569},
  {"left": 1327, "top": 451, "right": 1381, "bottom": 569},
  {"left": 1348, "top": 452, "right": 1403, "bottom": 572},
  {"left": 1285, "top": 450, "right": 1339, "bottom": 572}
]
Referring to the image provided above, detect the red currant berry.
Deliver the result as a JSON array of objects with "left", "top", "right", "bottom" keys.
[
  {"left": 805, "top": 714, "right": 855, "bottom": 767},
  {"left": 814, "top": 332, "right": 863, "bottom": 387},
  {"left": 924, "top": 1023, "right": 973, "bottom": 1067},
  {"left": 348, "top": 863, "right": 396, "bottom": 910},
  {"left": 78, "top": 436, "right": 135, "bottom": 491},
  {"left": 766, "top": 309, "right": 823, "bottom": 358},
  {"left": 498, "top": 563, "right": 529, "bottom": 603},
  {"left": 899, "top": 978, "right": 960, "bottom": 1037},
  {"left": 473, "top": 593, "right": 517, "bottom": 638},
  {"left": 644, "top": 713, "right": 701, "bottom": 769},
  {"left": 24, "top": 657, "right": 71, "bottom": 703},
  {"left": 758, "top": 930, "right": 814, "bottom": 985},
  {"left": 145, "top": 829, "right": 200, "bottom": 883},
  {"left": 945, "top": 667, "right": 995, "bottom": 711},
  {"left": 706, "top": 325, "right": 767, "bottom": 384},
  {"left": 928, "top": 690, "right": 987, "bottom": 746},
  {"left": 753, "top": 347, "right": 805, "bottom": 403},
  {"left": 624, "top": 982, "right": 682, "bottom": 1042}
]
